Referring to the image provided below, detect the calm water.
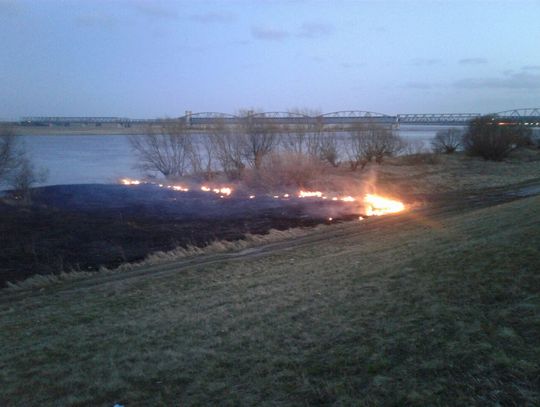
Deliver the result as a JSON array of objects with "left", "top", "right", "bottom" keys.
[
  {"left": 22, "top": 135, "right": 137, "bottom": 186},
  {"left": 18, "top": 126, "right": 462, "bottom": 186}
]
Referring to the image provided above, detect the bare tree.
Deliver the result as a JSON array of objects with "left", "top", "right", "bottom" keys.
[
  {"left": 280, "top": 122, "right": 305, "bottom": 154},
  {"left": 463, "top": 116, "right": 532, "bottom": 161},
  {"left": 316, "top": 133, "right": 341, "bottom": 167},
  {"left": 432, "top": 128, "right": 463, "bottom": 154},
  {"left": 9, "top": 157, "right": 48, "bottom": 204},
  {"left": 0, "top": 126, "right": 23, "bottom": 182},
  {"left": 347, "top": 122, "right": 403, "bottom": 169},
  {"left": 371, "top": 126, "right": 403, "bottom": 163},
  {"left": 239, "top": 113, "right": 279, "bottom": 170},
  {"left": 208, "top": 119, "right": 246, "bottom": 180},
  {"left": 280, "top": 109, "right": 320, "bottom": 156},
  {"left": 284, "top": 111, "right": 342, "bottom": 166},
  {"left": 347, "top": 126, "right": 372, "bottom": 170},
  {"left": 190, "top": 133, "right": 217, "bottom": 181},
  {"left": 129, "top": 121, "right": 194, "bottom": 178}
]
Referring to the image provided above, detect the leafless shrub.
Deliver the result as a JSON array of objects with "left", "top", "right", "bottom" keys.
[
  {"left": 129, "top": 121, "right": 194, "bottom": 178},
  {"left": 347, "top": 122, "right": 403, "bottom": 169},
  {"left": 347, "top": 128, "right": 371, "bottom": 170},
  {"left": 280, "top": 123, "right": 310, "bottom": 155},
  {"left": 9, "top": 157, "right": 48, "bottom": 204},
  {"left": 432, "top": 128, "right": 463, "bottom": 154},
  {"left": 281, "top": 109, "right": 322, "bottom": 158},
  {"left": 371, "top": 127, "right": 404, "bottom": 163},
  {"left": 189, "top": 133, "right": 217, "bottom": 181},
  {"left": 464, "top": 115, "right": 532, "bottom": 161},
  {"left": 239, "top": 113, "right": 280, "bottom": 170},
  {"left": 0, "top": 126, "right": 23, "bottom": 182},
  {"left": 316, "top": 133, "right": 341, "bottom": 167},
  {"left": 208, "top": 120, "right": 246, "bottom": 180}
]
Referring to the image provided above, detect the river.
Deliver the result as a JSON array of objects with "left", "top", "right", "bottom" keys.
[{"left": 16, "top": 125, "right": 463, "bottom": 186}]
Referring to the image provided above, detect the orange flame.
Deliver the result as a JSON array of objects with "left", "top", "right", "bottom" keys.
[
  {"left": 119, "top": 180, "right": 405, "bottom": 218},
  {"left": 173, "top": 185, "right": 189, "bottom": 192},
  {"left": 120, "top": 178, "right": 140, "bottom": 185},
  {"left": 218, "top": 187, "right": 232, "bottom": 196},
  {"left": 298, "top": 190, "right": 323, "bottom": 198},
  {"left": 363, "top": 194, "right": 405, "bottom": 216},
  {"left": 202, "top": 186, "right": 233, "bottom": 196}
]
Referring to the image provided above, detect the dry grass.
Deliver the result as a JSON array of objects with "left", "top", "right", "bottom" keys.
[
  {"left": 1, "top": 194, "right": 539, "bottom": 406},
  {"left": 376, "top": 148, "right": 540, "bottom": 194},
  {"left": 262, "top": 148, "right": 540, "bottom": 199}
]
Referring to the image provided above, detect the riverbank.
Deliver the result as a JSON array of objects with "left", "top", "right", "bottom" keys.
[{"left": 2, "top": 149, "right": 540, "bottom": 287}]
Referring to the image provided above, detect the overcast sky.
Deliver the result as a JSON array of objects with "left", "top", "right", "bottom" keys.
[{"left": 1, "top": 0, "right": 539, "bottom": 119}]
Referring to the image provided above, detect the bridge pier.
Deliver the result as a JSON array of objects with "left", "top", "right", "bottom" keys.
[{"left": 184, "top": 111, "right": 192, "bottom": 126}]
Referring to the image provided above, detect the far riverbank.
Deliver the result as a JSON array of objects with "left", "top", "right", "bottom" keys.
[{"left": 11, "top": 124, "right": 155, "bottom": 136}]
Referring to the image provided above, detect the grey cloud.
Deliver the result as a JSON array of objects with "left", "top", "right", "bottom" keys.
[
  {"left": 411, "top": 58, "right": 442, "bottom": 66},
  {"left": 454, "top": 72, "right": 540, "bottom": 90},
  {"left": 522, "top": 65, "right": 540, "bottom": 71},
  {"left": 251, "top": 26, "right": 289, "bottom": 41},
  {"left": 459, "top": 57, "right": 488, "bottom": 65},
  {"left": 297, "top": 22, "right": 333, "bottom": 38},
  {"left": 133, "top": 2, "right": 178, "bottom": 20},
  {"left": 190, "top": 11, "right": 234, "bottom": 24}
]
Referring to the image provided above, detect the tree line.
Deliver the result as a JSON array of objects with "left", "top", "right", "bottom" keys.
[
  {"left": 129, "top": 115, "right": 405, "bottom": 185},
  {"left": 130, "top": 112, "right": 535, "bottom": 186}
]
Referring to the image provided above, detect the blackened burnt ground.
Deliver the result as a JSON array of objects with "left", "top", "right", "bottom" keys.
[{"left": 0, "top": 184, "right": 360, "bottom": 287}]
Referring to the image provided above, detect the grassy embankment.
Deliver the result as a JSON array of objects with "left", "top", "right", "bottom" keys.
[{"left": 1, "top": 149, "right": 540, "bottom": 405}]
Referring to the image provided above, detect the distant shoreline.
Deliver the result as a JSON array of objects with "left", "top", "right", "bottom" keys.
[
  {"left": 11, "top": 124, "right": 150, "bottom": 136},
  {"left": 11, "top": 124, "right": 468, "bottom": 136}
]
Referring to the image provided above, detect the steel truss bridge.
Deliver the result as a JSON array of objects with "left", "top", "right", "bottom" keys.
[{"left": 19, "top": 108, "right": 540, "bottom": 127}]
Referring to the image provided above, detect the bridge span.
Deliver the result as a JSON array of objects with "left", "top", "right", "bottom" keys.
[{"left": 19, "top": 108, "right": 540, "bottom": 127}]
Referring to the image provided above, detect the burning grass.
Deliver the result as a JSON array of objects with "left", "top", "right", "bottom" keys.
[
  {"left": 119, "top": 178, "right": 407, "bottom": 216},
  {"left": 2, "top": 182, "right": 388, "bottom": 287},
  {"left": 1, "top": 194, "right": 539, "bottom": 405}
]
